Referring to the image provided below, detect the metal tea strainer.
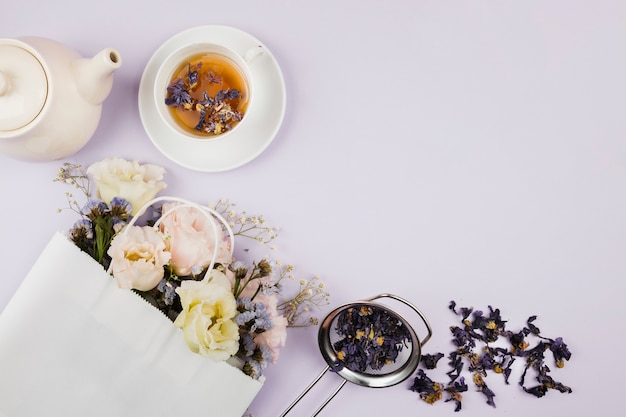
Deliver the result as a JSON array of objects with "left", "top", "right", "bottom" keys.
[{"left": 279, "top": 293, "right": 432, "bottom": 416}]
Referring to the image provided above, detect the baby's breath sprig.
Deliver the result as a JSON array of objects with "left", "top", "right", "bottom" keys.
[
  {"left": 208, "top": 200, "right": 332, "bottom": 326},
  {"left": 53, "top": 162, "right": 91, "bottom": 215},
  {"left": 277, "top": 271, "right": 330, "bottom": 328},
  {"left": 209, "top": 199, "right": 279, "bottom": 248}
]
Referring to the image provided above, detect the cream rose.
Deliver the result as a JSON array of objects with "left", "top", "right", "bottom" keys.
[
  {"left": 107, "top": 225, "right": 171, "bottom": 291},
  {"left": 159, "top": 203, "right": 232, "bottom": 276},
  {"left": 254, "top": 294, "right": 287, "bottom": 363},
  {"left": 87, "top": 157, "right": 167, "bottom": 215},
  {"left": 174, "top": 270, "right": 240, "bottom": 361}
]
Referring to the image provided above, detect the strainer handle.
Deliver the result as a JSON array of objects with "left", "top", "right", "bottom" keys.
[
  {"left": 278, "top": 365, "right": 347, "bottom": 417},
  {"left": 312, "top": 378, "right": 347, "bottom": 417},
  {"left": 364, "top": 293, "right": 433, "bottom": 346}
]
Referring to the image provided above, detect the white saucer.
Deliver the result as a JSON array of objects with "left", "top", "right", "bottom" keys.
[{"left": 138, "top": 26, "right": 286, "bottom": 172}]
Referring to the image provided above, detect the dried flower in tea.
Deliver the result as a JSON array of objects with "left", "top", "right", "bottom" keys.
[{"left": 410, "top": 301, "right": 572, "bottom": 412}]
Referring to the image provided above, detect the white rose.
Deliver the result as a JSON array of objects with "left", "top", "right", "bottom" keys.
[
  {"left": 87, "top": 157, "right": 167, "bottom": 215},
  {"left": 107, "top": 225, "right": 171, "bottom": 291},
  {"left": 174, "top": 270, "right": 240, "bottom": 361}
]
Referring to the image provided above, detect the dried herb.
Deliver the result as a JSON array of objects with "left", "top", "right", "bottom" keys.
[
  {"left": 421, "top": 352, "right": 445, "bottom": 369},
  {"left": 410, "top": 301, "right": 572, "bottom": 412},
  {"left": 410, "top": 370, "right": 468, "bottom": 412},
  {"left": 332, "top": 306, "right": 412, "bottom": 373}
]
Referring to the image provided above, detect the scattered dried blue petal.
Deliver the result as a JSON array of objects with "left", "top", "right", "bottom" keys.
[
  {"left": 550, "top": 337, "right": 571, "bottom": 367},
  {"left": 410, "top": 369, "right": 443, "bottom": 405},
  {"left": 421, "top": 352, "right": 444, "bottom": 369},
  {"left": 411, "top": 301, "right": 573, "bottom": 412},
  {"left": 444, "top": 376, "right": 468, "bottom": 411}
]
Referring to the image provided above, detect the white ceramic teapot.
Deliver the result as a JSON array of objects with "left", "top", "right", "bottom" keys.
[{"left": 0, "top": 37, "right": 121, "bottom": 161}]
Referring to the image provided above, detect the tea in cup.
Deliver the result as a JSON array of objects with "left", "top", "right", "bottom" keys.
[{"left": 155, "top": 43, "right": 262, "bottom": 140}]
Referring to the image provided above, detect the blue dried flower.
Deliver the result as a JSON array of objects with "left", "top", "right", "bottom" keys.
[
  {"left": 450, "top": 326, "right": 476, "bottom": 351},
  {"left": 475, "top": 375, "right": 496, "bottom": 407},
  {"left": 237, "top": 297, "right": 254, "bottom": 311},
  {"left": 253, "top": 316, "right": 273, "bottom": 333},
  {"left": 509, "top": 330, "right": 527, "bottom": 351},
  {"left": 550, "top": 337, "right": 571, "bottom": 367},
  {"left": 215, "top": 88, "right": 240, "bottom": 101},
  {"left": 157, "top": 279, "right": 178, "bottom": 306},
  {"left": 237, "top": 310, "right": 258, "bottom": 326},
  {"left": 239, "top": 332, "right": 256, "bottom": 357},
  {"left": 109, "top": 197, "right": 132, "bottom": 220},
  {"left": 165, "top": 78, "right": 192, "bottom": 108},
  {"left": 111, "top": 217, "right": 127, "bottom": 233},
  {"left": 469, "top": 306, "right": 507, "bottom": 343},
  {"left": 236, "top": 298, "right": 273, "bottom": 333},
  {"left": 521, "top": 363, "right": 573, "bottom": 397},
  {"left": 207, "top": 70, "right": 222, "bottom": 84},
  {"left": 80, "top": 199, "right": 108, "bottom": 220},
  {"left": 187, "top": 62, "right": 202, "bottom": 88},
  {"left": 242, "top": 358, "right": 263, "bottom": 379},
  {"left": 421, "top": 353, "right": 444, "bottom": 369},
  {"left": 229, "top": 261, "right": 248, "bottom": 279},
  {"left": 70, "top": 218, "right": 94, "bottom": 241},
  {"left": 446, "top": 351, "right": 464, "bottom": 381},
  {"left": 410, "top": 369, "right": 443, "bottom": 405},
  {"left": 237, "top": 339, "right": 271, "bottom": 380},
  {"left": 523, "top": 315, "right": 541, "bottom": 336},
  {"left": 444, "top": 376, "right": 468, "bottom": 411},
  {"left": 258, "top": 344, "right": 272, "bottom": 364}
]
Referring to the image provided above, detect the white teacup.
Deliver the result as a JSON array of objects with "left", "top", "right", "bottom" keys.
[{"left": 154, "top": 43, "right": 263, "bottom": 141}]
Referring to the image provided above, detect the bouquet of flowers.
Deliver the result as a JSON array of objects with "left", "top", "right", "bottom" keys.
[
  {"left": 57, "top": 157, "right": 330, "bottom": 379},
  {"left": 0, "top": 157, "right": 329, "bottom": 417}
]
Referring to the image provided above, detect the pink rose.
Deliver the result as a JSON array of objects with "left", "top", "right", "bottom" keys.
[
  {"left": 159, "top": 203, "right": 232, "bottom": 276},
  {"left": 107, "top": 225, "right": 170, "bottom": 291},
  {"left": 254, "top": 294, "right": 287, "bottom": 363}
]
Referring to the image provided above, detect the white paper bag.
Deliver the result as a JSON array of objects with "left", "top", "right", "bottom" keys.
[{"left": 0, "top": 232, "right": 263, "bottom": 416}]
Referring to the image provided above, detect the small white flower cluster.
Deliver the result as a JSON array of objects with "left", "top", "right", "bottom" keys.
[{"left": 210, "top": 199, "right": 280, "bottom": 249}]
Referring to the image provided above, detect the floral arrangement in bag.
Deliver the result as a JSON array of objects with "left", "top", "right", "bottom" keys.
[{"left": 55, "top": 157, "right": 330, "bottom": 379}]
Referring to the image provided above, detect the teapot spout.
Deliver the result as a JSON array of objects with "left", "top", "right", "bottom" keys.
[{"left": 74, "top": 48, "right": 122, "bottom": 105}]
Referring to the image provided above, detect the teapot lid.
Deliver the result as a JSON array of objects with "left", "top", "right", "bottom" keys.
[{"left": 0, "top": 43, "right": 48, "bottom": 132}]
